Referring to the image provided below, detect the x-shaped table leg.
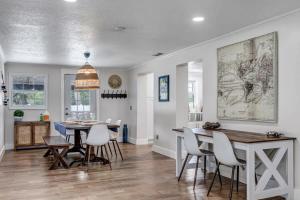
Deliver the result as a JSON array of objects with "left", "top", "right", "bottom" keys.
[
  {"left": 49, "top": 147, "right": 69, "bottom": 170},
  {"left": 255, "top": 146, "right": 288, "bottom": 193}
]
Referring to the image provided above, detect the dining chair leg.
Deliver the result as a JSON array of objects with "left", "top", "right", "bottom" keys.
[
  {"left": 214, "top": 157, "right": 222, "bottom": 186},
  {"left": 115, "top": 140, "right": 124, "bottom": 160},
  {"left": 229, "top": 166, "right": 236, "bottom": 200},
  {"left": 255, "top": 173, "right": 258, "bottom": 185},
  {"left": 204, "top": 155, "right": 207, "bottom": 179},
  {"left": 236, "top": 166, "right": 239, "bottom": 192},
  {"left": 104, "top": 144, "right": 112, "bottom": 170},
  {"left": 107, "top": 142, "right": 113, "bottom": 156},
  {"left": 86, "top": 145, "right": 91, "bottom": 172},
  {"left": 100, "top": 145, "right": 104, "bottom": 157},
  {"left": 112, "top": 141, "right": 118, "bottom": 158},
  {"left": 193, "top": 156, "right": 200, "bottom": 190},
  {"left": 96, "top": 146, "right": 99, "bottom": 156},
  {"left": 178, "top": 153, "right": 190, "bottom": 182},
  {"left": 207, "top": 162, "right": 220, "bottom": 196}
]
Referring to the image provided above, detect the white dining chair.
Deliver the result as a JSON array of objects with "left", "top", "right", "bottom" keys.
[
  {"left": 108, "top": 120, "right": 124, "bottom": 160},
  {"left": 207, "top": 131, "right": 245, "bottom": 200},
  {"left": 105, "top": 118, "right": 112, "bottom": 124},
  {"left": 86, "top": 124, "right": 111, "bottom": 171},
  {"left": 178, "top": 127, "right": 221, "bottom": 190}
]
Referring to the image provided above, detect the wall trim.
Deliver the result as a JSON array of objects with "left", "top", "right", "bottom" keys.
[
  {"left": 0, "top": 145, "right": 5, "bottom": 161},
  {"left": 129, "top": 8, "right": 300, "bottom": 71},
  {"left": 128, "top": 137, "right": 150, "bottom": 145},
  {"left": 152, "top": 145, "right": 176, "bottom": 159},
  {"left": 128, "top": 137, "right": 137, "bottom": 144},
  {"left": 136, "top": 138, "right": 149, "bottom": 145},
  {"left": 5, "top": 143, "right": 14, "bottom": 150}
]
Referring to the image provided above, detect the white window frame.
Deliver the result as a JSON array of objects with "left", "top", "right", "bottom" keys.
[{"left": 9, "top": 73, "right": 48, "bottom": 110}]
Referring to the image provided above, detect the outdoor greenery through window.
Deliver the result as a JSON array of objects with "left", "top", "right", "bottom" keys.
[{"left": 9, "top": 74, "right": 47, "bottom": 109}]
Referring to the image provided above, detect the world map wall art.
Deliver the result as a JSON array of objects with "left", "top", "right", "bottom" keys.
[{"left": 217, "top": 32, "right": 278, "bottom": 122}]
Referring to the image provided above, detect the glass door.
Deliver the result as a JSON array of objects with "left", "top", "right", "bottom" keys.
[{"left": 64, "top": 74, "right": 97, "bottom": 121}]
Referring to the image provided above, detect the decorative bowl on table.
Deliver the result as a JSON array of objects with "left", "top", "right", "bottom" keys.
[
  {"left": 266, "top": 131, "right": 283, "bottom": 138},
  {"left": 202, "top": 122, "right": 221, "bottom": 130}
]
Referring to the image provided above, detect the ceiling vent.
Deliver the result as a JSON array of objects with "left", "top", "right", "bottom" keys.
[
  {"left": 152, "top": 52, "right": 164, "bottom": 57},
  {"left": 113, "top": 26, "right": 127, "bottom": 31}
]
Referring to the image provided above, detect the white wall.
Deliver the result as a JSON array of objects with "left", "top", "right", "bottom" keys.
[
  {"left": 4, "top": 62, "right": 129, "bottom": 149},
  {"left": 128, "top": 10, "right": 300, "bottom": 193},
  {"left": 98, "top": 68, "right": 129, "bottom": 129},
  {"left": 0, "top": 45, "right": 5, "bottom": 159},
  {"left": 176, "top": 64, "right": 188, "bottom": 128}
]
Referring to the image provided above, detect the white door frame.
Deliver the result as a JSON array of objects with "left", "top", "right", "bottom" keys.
[
  {"left": 60, "top": 69, "right": 100, "bottom": 121},
  {"left": 137, "top": 73, "right": 154, "bottom": 145}
]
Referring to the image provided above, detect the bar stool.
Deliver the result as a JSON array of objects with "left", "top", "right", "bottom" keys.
[
  {"left": 178, "top": 127, "right": 222, "bottom": 190},
  {"left": 207, "top": 131, "right": 245, "bottom": 200}
]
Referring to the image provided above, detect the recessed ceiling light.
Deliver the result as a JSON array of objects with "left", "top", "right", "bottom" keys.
[
  {"left": 193, "top": 17, "right": 205, "bottom": 22},
  {"left": 64, "top": 0, "right": 77, "bottom": 2}
]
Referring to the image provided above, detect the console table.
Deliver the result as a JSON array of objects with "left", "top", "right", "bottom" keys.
[
  {"left": 14, "top": 121, "right": 50, "bottom": 150},
  {"left": 173, "top": 128, "right": 295, "bottom": 200}
]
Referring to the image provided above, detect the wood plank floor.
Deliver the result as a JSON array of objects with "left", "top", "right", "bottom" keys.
[{"left": 0, "top": 143, "right": 283, "bottom": 200}]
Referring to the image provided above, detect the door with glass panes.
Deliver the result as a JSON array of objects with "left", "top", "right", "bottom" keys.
[{"left": 64, "top": 74, "right": 97, "bottom": 121}]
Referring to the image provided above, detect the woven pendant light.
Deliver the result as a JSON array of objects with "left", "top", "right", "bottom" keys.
[{"left": 75, "top": 52, "right": 100, "bottom": 90}]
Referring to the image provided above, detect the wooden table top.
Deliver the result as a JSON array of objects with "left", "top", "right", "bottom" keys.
[
  {"left": 43, "top": 136, "right": 70, "bottom": 147},
  {"left": 172, "top": 128, "right": 296, "bottom": 143},
  {"left": 61, "top": 123, "right": 120, "bottom": 130}
]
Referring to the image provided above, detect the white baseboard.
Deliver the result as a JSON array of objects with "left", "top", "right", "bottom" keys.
[
  {"left": 5, "top": 143, "right": 14, "bottom": 150},
  {"left": 128, "top": 137, "right": 137, "bottom": 144},
  {"left": 0, "top": 145, "right": 5, "bottom": 161},
  {"left": 293, "top": 188, "right": 300, "bottom": 199},
  {"left": 136, "top": 138, "right": 149, "bottom": 145},
  {"left": 152, "top": 145, "right": 176, "bottom": 159},
  {"left": 128, "top": 137, "right": 149, "bottom": 145}
]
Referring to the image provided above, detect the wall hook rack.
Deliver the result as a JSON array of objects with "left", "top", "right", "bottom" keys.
[{"left": 101, "top": 90, "right": 127, "bottom": 99}]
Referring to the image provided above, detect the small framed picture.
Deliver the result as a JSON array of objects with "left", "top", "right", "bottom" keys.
[{"left": 159, "top": 75, "right": 169, "bottom": 102}]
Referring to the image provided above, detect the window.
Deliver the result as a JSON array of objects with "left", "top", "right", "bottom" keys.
[
  {"left": 9, "top": 73, "right": 48, "bottom": 109},
  {"left": 64, "top": 74, "right": 97, "bottom": 121}
]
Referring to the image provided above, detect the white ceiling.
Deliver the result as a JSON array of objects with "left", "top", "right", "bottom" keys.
[{"left": 0, "top": 0, "right": 300, "bottom": 68}]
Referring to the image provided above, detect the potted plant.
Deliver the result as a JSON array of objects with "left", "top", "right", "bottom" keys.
[{"left": 14, "top": 110, "right": 24, "bottom": 121}]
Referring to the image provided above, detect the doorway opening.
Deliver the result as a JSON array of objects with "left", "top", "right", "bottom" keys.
[
  {"left": 188, "top": 61, "right": 203, "bottom": 126},
  {"left": 176, "top": 61, "right": 203, "bottom": 128},
  {"left": 137, "top": 73, "right": 154, "bottom": 145}
]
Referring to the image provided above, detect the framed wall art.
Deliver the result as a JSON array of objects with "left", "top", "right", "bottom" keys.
[
  {"left": 217, "top": 32, "right": 278, "bottom": 122},
  {"left": 159, "top": 75, "right": 169, "bottom": 102}
]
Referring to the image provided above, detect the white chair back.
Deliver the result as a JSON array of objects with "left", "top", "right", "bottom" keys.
[
  {"left": 105, "top": 118, "right": 112, "bottom": 124},
  {"left": 113, "top": 120, "right": 122, "bottom": 126},
  {"left": 86, "top": 124, "right": 109, "bottom": 146},
  {"left": 213, "top": 131, "right": 239, "bottom": 166},
  {"left": 183, "top": 127, "right": 201, "bottom": 155}
]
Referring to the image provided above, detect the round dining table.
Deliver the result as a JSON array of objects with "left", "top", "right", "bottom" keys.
[{"left": 62, "top": 122, "right": 120, "bottom": 166}]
